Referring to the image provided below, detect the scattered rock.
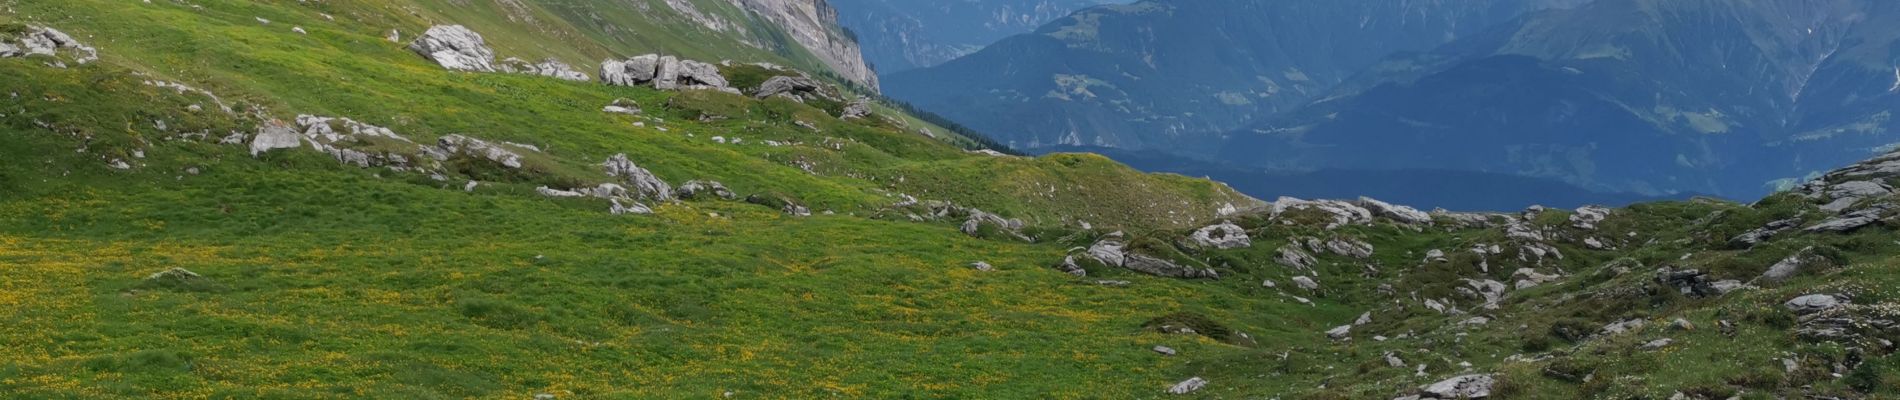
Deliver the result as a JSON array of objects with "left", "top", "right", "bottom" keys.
[
  {"left": 1152, "top": 346, "right": 1177, "bottom": 356},
  {"left": 1670, "top": 318, "right": 1695, "bottom": 331},
  {"left": 1655, "top": 267, "right": 1720, "bottom": 298},
  {"left": 437, "top": 134, "right": 526, "bottom": 169},
  {"left": 1123, "top": 253, "right": 1218, "bottom": 279},
  {"left": 744, "top": 193, "right": 811, "bottom": 217},
  {"left": 1166, "top": 377, "right": 1206, "bottom": 395},
  {"left": 1, "top": 25, "right": 99, "bottom": 65},
  {"left": 1275, "top": 244, "right": 1318, "bottom": 271},
  {"left": 1052, "top": 255, "right": 1088, "bottom": 277},
  {"left": 1325, "top": 237, "right": 1374, "bottom": 259},
  {"left": 969, "top": 262, "right": 994, "bottom": 272},
  {"left": 1805, "top": 203, "right": 1893, "bottom": 233},
  {"left": 610, "top": 198, "right": 653, "bottom": 215},
  {"left": 1511, "top": 268, "right": 1562, "bottom": 289},
  {"left": 141, "top": 268, "right": 217, "bottom": 291},
  {"left": 752, "top": 75, "right": 835, "bottom": 101},
  {"left": 408, "top": 25, "right": 498, "bottom": 72},
  {"left": 1601, "top": 319, "right": 1646, "bottom": 336},
  {"left": 1084, "top": 232, "right": 1128, "bottom": 267},
  {"left": 1272, "top": 197, "right": 1373, "bottom": 228}
]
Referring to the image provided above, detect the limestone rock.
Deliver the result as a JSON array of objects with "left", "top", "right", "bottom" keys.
[
  {"left": 1729, "top": 218, "right": 1800, "bottom": 249},
  {"left": 1358, "top": 197, "right": 1432, "bottom": 225},
  {"left": 499, "top": 57, "right": 588, "bottom": 81},
  {"left": 2, "top": 26, "right": 98, "bottom": 65},
  {"left": 602, "top": 154, "right": 672, "bottom": 201},
  {"left": 1421, "top": 374, "right": 1494, "bottom": 399},
  {"left": 840, "top": 97, "right": 872, "bottom": 119},
  {"left": 1569, "top": 206, "right": 1613, "bottom": 230},
  {"left": 1785, "top": 294, "right": 1844, "bottom": 315},
  {"left": 1292, "top": 276, "right": 1320, "bottom": 291},
  {"left": 969, "top": 262, "right": 994, "bottom": 272},
  {"left": 603, "top": 98, "right": 643, "bottom": 115},
  {"left": 610, "top": 198, "right": 653, "bottom": 215},
  {"left": 1123, "top": 253, "right": 1218, "bottom": 279},
  {"left": 1326, "top": 324, "right": 1352, "bottom": 340},
  {"left": 1275, "top": 244, "right": 1318, "bottom": 271},
  {"left": 1639, "top": 338, "right": 1674, "bottom": 350},
  {"left": 1084, "top": 232, "right": 1128, "bottom": 267},
  {"left": 753, "top": 75, "right": 835, "bottom": 101},
  {"left": 1187, "top": 222, "right": 1250, "bottom": 250},
  {"left": 408, "top": 25, "right": 497, "bottom": 72},
  {"left": 1757, "top": 247, "right": 1827, "bottom": 284},
  {"left": 1052, "top": 256, "right": 1088, "bottom": 276},
  {"left": 1325, "top": 237, "right": 1374, "bottom": 259},
  {"left": 675, "top": 180, "right": 736, "bottom": 200},
  {"left": 436, "top": 134, "right": 525, "bottom": 169},
  {"left": 1272, "top": 197, "right": 1373, "bottom": 228},
  {"left": 1806, "top": 203, "right": 1893, "bottom": 233},
  {"left": 248, "top": 120, "right": 303, "bottom": 156},
  {"left": 1152, "top": 345, "right": 1176, "bottom": 356},
  {"left": 1166, "top": 377, "right": 1206, "bottom": 395}
]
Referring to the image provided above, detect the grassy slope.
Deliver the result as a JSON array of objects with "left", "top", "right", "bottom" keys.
[{"left": 0, "top": 0, "right": 1274, "bottom": 398}]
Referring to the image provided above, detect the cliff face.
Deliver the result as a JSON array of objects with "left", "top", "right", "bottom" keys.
[{"left": 731, "top": 0, "right": 880, "bottom": 91}]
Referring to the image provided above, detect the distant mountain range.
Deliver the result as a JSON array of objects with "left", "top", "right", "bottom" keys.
[
  {"left": 881, "top": 0, "right": 1900, "bottom": 203},
  {"left": 829, "top": 0, "right": 1115, "bottom": 75}
]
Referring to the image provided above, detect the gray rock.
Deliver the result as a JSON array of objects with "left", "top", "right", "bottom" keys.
[
  {"left": 600, "top": 54, "right": 661, "bottom": 86},
  {"left": 1806, "top": 203, "right": 1892, "bottom": 233},
  {"left": 1785, "top": 294, "right": 1843, "bottom": 315},
  {"left": 603, "top": 98, "right": 642, "bottom": 115},
  {"left": 602, "top": 154, "right": 672, "bottom": 201},
  {"left": 753, "top": 75, "right": 834, "bottom": 101},
  {"left": 1358, "top": 197, "right": 1433, "bottom": 225},
  {"left": 1276, "top": 245, "right": 1318, "bottom": 271},
  {"left": 407, "top": 25, "right": 497, "bottom": 72},
  {"left": 601, "top": 54, "right": 733, "bottom": 92},
  {"left": 436, "top": 134, "right": 525, "bottom": 169},
  {"left": 1053, "top": 255, "right": 1088, "bottom": 277},
  {"left": 1569, "top": 205, "right": 1613, "bottom": 230},
  {"left": 969, "top": 262, "right": 994, "bottom": 272},
  {"left": 1758, "top": 247, "right": 1826, "bottom": 284},
  {"left": 1273, "top": 197, "right": 1374, "bottom": 228},
  {"left": 1355, "top": 312, "right": 1373, "bottom": 325},
  {"left": 1292, "top": 276, "right": 1320, "bottom": 291},
  {"left": 4, "top": 26, "right": 97, "bottom": 64},
  {"left": 1601, "top": 318, "right": 1646, "bottom": 336},
  {"left": 1188, "top": 222, "right": 1251, "bottom": 249},
  {"left": 1421, "top": 374, "right": 1494, "bottom": 399},
  {"left": 1511, "top": 268, "right": 1562, "bottom": 289},
  {"left": 840, "top": 97, "right": 872, "bottom": 119},
  {"left": 1326, "top": 324, "right": 1352, "bottom": 340},
  {"left": 1325, "top": 237, "right": 1374, "bottom": 259},
  {"left": 1152, "top": 345, "right": 1176, "bottom": 356},
  {"left": 1166, "top": 377, "right": 1206, "bottom": 395},
  {"left": 500, "top": 57, "right": 588, "bottom": 81},
  {"left": 1709, "top": 280, "right": 1748, "bottom": 295},
  {"left": 1729, "top": 218, "right": 1801, "bottom": 248},
  {"left": 675, "top": 180, "right": 736, "bottom": 200},
  {"left": 610, "top": 198, "right": 653, "bottom": 215},
  {"left": 1123, "top": 253, "right": 1218, "bottom": 279},
  {"left": 1639, "top": 338, "right": 1674, "bottom": 350},
  {"left": 1655, "top": 267, "right": 1720, "bottom": 298},
  {"left": 1085, "top": 232, "right": 1128, "bottom": 267},
  {"left": 248, "top": 120, "right": 303, "bottom": 156}
]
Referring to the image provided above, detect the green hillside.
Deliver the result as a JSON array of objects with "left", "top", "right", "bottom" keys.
[{"left": 3, "top": 0, "right": 1899, "bottom": 399}]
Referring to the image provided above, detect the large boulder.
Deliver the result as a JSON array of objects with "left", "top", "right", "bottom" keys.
[
  {"left": 675, "top": 180, "right": 736, "bottom": 201},
  {"left": 1084, "top": 232, "right": 1129, "bottom": 267},
  {"left": 600, "top": 54, "right": 661, "bottom": 86},
  {"left": 408, "top": 25, "right": 497, "bottom": 72}
]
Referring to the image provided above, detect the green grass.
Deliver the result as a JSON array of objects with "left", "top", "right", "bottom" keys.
[{"left": 3, "top": 0, "right": 1899, "bottom": 398}]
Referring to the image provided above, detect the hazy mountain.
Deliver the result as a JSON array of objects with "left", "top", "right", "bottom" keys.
[
  {"left": 1223, "top": 0, "right": 1900, "bottom": 198},
  {"left": 883, "top": 0, "right": 1588, "bottom": 151},
  {"left": 829, "top": 0, "right": 1117, "bottom": 75}
]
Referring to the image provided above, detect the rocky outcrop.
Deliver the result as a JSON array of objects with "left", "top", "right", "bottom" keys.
[
  {"left": 600, "top": 54, "right": 736, "bottom": 92},
  {"left": 408, "top": 25, "right": 498, "bottom": 72},
  {"left": 1123, "top": 253, "right": 1218, "bottom": 279},
  {"left": 437, "top": 134, "right": 526, "bottom": 169},
  {"left": 1418, "top": 374, "right": 1495, "bottom": 399},
  {"left": 500, "top": 57, "right": 589, "bottom": 81},
  {"left": 1272, "top": 197, "right": 1373, "bottom": 229},
  {"left": 1186, "top": 222, "right": 1250, "bottom": 249},
  {"left": 1275, "top": 244, "right": 1318, "bottom": 271},
  {"left": 840, "top": 97, "right": 872, "bottom": 119},
  {"left": 1805, "top": 203, "right": 1893, "bottom": 233},
  {"left": 1655, "top": 267, "right": 1722, "bottom": 298},
  {"left": 603, "top": 98, "right": 643, "bottom": 115},
  {"left": 1569, "top": 205, "right": 1612, "bottom": 230},
  {"left": 753, "top": 75, "right": 837, "bottom": 102},
  {"left": 1358, "top": 197, "right": 1433, "bottom": 225},
  {"left": 1729, "top": 218, "right": 1800, "bottom": 249},
  {"left": 730, "top": 0, "right": 879, "bottom": 91},
  {"left": 603, "top": 154, "right": 673, "bottom": 201},
  {"left": 249, "top": 120, "right": 304, "bottom": 156},
  {"left": 0, "top": 26, "right": 99, "bottom": 66}
]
